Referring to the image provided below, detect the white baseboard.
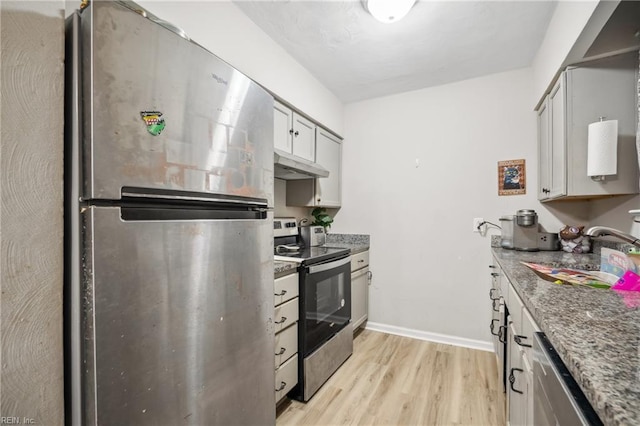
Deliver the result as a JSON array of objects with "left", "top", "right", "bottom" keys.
[{"left": 364, "top": 321, "right": 493, "bottom": 352}]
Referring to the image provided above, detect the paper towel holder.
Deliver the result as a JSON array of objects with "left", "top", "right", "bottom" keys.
[{"left": 587, "top": 116, "right": 618, "bottom": 182}]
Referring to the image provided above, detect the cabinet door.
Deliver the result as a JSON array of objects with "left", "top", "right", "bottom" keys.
[
  {"left": 351, "top": 267, "right": 369, "bottom": 332},
  {"left": 508, "top": 321, "right": 526, "bottom": 426},
  {"left": 315, "top": 128, "right": 342, "bottom": 207},
  {"left": 537, "top": 98, "right": 551, "bottom": 200},
  {"left": 291, "top": 113, "right": 315, "bottom": 162},
  {"left": 548, "top": 75, "right": 567, "bottom": 199},
  {"left": 274, "top": 101, "right": 293, "bottom": 154}
]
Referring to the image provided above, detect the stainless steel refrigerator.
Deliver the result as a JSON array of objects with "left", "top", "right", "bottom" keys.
[{"left": 64, "top": 1, "right": 275, "bottom": 424}]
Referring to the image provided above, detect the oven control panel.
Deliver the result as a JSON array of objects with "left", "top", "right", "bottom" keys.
[{"left": 274, "top": 217, "right": 299, "bottom": 237}]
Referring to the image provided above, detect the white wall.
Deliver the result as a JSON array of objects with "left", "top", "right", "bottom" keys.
[
  {"left": 1, "top": 1, "right": 65, "bottom": 423},
  {"left": 334, "top": 68, "right": 588, "bottom": 343},
  {"left": 137, "top": 1, "right": 344, "bottom": 136}
]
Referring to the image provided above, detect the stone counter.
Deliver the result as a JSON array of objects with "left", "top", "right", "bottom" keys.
[
  {"left": 492, "top": 248, "right": 640, "bottom": 426},
  {"left": 274, "top": 260, "right": 298, "bottom": 277},
  {"left": 325, "top": 233, "right": 370, "bottom": 254}
]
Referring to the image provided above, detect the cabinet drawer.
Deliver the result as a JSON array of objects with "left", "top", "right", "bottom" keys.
[
  {"left": 351, "top": 250, "right": 369, "bottom": 271},
  {"left": 275, "top": 354, "right": 298, "bottom": 403},
  {"left": 274, "top": 298, "right": 299, "bottom": 334},
  {"left": 274, "top": 273, "right": 299, "bottom": 306},
  {"left": 274, "top": 323, "right": 298, "bottom": 369}
]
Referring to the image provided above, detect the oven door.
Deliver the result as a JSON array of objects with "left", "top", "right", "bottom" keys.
[{"left": 301, "top": 255, "right": 351, "bottom": 356}]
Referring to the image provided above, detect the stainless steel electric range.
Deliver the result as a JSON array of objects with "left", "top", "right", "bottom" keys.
[{"left": 274, "top": 218, "right": 353, "bottom": 402}]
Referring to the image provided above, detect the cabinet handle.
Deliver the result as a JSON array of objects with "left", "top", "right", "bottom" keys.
[
  {"left": 289, "top": 129, "right": 294, "bottom": 135},
  {"left": 317, "top": 198, "right": 321, "bottom": 203},
  {"left": 276, "top": 381, "right": 287, "bottom": 392},
  {"left": 489, "top": 288, "right": 500, "bottom": 300},
  {"left": 491, "top": 272, "right": 499, "bottom": 277},
  {"left": 489, "top": 265, "right": 496, "bottom": 269},
  {"left": 509, "top": 368, "right": 524, "bottom": 394},
  {"left": 274, "top": 290, "right": 287, "bottom": 297},
  {"left": 490, "top": 319, "right": 500, "bottom": 336},
  {"left": 514, "top": 334, "right": 532, "bottom": 348},
  {"left": 498, "top": 325, "right": 507, "bottom": 344},
  {"left": 367, "top": 271, "right": 373, "bottom": 282},
  {"left": 294, "top": 131, "right": 299, "bottom": 137},
  {"left": 274, "top": 316, "right": 287, "bottom": 324},
  {"left": 492, "top": 298, "right": 501, "bottom": 312},
  {"left": 275, "top": 347, "right": 286, "bottom": 356}
]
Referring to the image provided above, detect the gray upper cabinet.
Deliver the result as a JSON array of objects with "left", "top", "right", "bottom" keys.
[
  {"left": 274, "top": 100, "right": 316, "bottom": 162},
  {"left": 274, "top": 101, "right": 293, "bottom": 154},
  {"left": 291, "top": 113, "right": 316, "bottom": 162},
  {"left": 287, "top": 127, "right": 343, "bottom": 207},
  {"left": 537, "top": 52, "right": 639, "bottom": 201}
]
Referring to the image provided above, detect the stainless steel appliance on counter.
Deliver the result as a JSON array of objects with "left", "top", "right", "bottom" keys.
[
  {"left": 65, "top": 2, "right": 275, "bottom": 424},
  {"left": 274, "top": 218, "right": 352, "bottom": 402},
  {"left": 533, "top": 333, "right": 603, "bottom": 425},
  {"left": 513, "top": 209, "right": 540, "bottom": 251}
]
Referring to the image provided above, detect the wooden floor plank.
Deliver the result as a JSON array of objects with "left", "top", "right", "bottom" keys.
[{"left": 276, "top": 329, "right": 506, "bottom": 426}]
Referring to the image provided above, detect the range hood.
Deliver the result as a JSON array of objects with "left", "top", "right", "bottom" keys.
[{"left": 274, "top": 149, "right": 330, "bottom": 180}]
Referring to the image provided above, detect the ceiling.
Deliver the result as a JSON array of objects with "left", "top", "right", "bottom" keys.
[{"left": 234, "top": 1, "right": 558, "bottom": 103}]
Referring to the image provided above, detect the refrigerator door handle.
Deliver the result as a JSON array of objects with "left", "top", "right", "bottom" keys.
[{"left": 121, "top": 187, "right": 269, "bottom": 209}]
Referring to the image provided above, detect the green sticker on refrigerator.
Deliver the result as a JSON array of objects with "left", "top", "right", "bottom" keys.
[{"left": 140, "top": 111, "right": 165, "bottom": 136}]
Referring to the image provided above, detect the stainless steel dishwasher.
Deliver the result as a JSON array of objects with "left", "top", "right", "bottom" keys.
[{"left": 533, "top": 332, "right": 603, "bottom": 426}]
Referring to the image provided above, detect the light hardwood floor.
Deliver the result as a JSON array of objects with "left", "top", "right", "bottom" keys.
[{"left": 276, "top": 329, "right": 505, "bottom": 426}]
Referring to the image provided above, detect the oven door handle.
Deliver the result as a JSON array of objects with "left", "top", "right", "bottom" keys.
[{"left": 308, "top": 256, "right": 351, "bottom": 274}]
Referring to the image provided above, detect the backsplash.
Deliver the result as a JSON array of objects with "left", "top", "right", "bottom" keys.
[{"left": 274, "top": 178, "right": 310, "bottom": 221}]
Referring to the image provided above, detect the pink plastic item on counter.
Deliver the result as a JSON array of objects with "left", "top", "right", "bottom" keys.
[{"left": 612, "top": 270, "right": 640, "bottom": 292}]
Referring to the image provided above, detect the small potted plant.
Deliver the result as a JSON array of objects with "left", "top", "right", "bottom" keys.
[{"left": 310, "top": 207, "right": 333, "bottom": 231}]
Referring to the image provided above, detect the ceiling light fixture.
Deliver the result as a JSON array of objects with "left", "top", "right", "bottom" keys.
[{"left": 363, "top": 0, "right": 417, "bottom": 24}]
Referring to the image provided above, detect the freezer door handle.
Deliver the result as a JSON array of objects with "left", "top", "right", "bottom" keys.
[{"left": 121, "top": 187, "right": 268, "bottom": 208}]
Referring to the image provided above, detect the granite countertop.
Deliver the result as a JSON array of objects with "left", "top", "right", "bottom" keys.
[
  {"left": 324, "top": 233, "right": 370, "bottom": 255},
  {"left": 492, "top": 247, "right": 640, "bottom": 426},
  {"left": 274, "top": 260, "right": 298, "bottom": 276}
]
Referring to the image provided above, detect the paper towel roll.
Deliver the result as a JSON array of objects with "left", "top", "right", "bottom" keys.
[{"left": 587, "top": 119, "right": 618, "bottom": 177}]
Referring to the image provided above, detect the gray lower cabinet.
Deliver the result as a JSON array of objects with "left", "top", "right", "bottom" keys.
[
  {"left": 351, "top": 250, "right": 370, "bottom": 332},
  {"left": 537, "top": 52, "right": 639, "bottom": 201},
  {"left": 274, "top": 271, "right": 299, "bottom": 404}
]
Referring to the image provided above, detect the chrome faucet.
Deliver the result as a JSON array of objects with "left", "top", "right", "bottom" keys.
[{"left": 584, "top": 226, "right": 640, "bottom": 247}]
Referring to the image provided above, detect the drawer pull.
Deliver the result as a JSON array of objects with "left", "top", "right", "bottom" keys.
[
  {"left": 275, "top": 290, "right": 287, "bottom": 296},
  {"left": 509, "top": 368, "right": 524, "bottom": 394},
  {"left": 276, "top": 381, "right": 287, "bottom": 392},
  {"left": 514, "top": 334, "right": 532, "bottom": 348},
  {"left": 275, "top": 316, "right": 287, "bottom": 324},
  {"left": 275, "top": 347, "right": 286, "bottom": 356},
  {"left": 498, "top": 325, "right": 507, "bottom": 344},
  {"left": 491, "top": 272, "right": 499, "bottom": 277},
  {"left": 489, "top": 288, "right": 500, "bottom": 300},
  {"left": 358, "top": 259, "right": 365, "bottom": 263},
  {"left": 490, "top": 319, "right": 500, "bottom": 336},
  {"left": 492, "top": 298, "right": 501, "bottom": 312}
]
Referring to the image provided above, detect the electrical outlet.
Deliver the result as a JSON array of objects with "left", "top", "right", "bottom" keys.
[{"left": 473, "top": 217, "right": 484, "bottom": 233}]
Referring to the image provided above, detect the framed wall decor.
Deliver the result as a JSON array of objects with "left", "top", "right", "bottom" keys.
[{"left": 498, "top": 159, "right": 526, "bottom": 195}]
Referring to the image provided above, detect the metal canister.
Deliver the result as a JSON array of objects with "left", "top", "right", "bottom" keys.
[{"left": 516, "top": 209, "right": 538, "bottom": 227}]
